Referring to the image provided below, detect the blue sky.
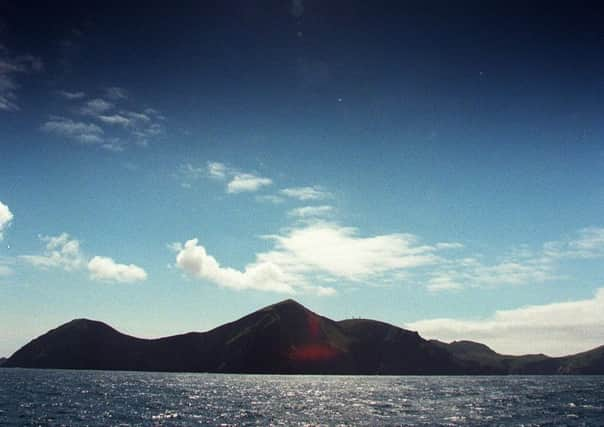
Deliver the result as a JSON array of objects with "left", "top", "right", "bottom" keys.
[{"left": 1, "top": 1, "right": 604, "bottom": 357}]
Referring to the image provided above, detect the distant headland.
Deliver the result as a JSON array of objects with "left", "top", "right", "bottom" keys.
[{"left": 3, "top": 299, "right": 604, "bottom": 374}]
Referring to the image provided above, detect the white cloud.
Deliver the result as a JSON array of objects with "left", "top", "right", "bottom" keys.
[
  {"left": 0, "top": 47, "right": 43, "bottom": 111},
  {"left": 179, "top": 161, "right": 273, "bottom": 194},
  {"left": 87, "top": 256, "right": 147, "bottom": 283},
  {"left": 57, "top": 90, "right": 85, "bottom": 100},
  {"left": 426, "top": 256, "right": 555, "bottom": 293},
  {"left": 97, "top": 114, "right": 132, "bottom": 127},
  {"left": 260, "top": 222, "right": 438, "bottom": 282},
  {"left": 175, "top": 238, "right": 296, "bottom": 294},
  {"left": 207, "top": 161, "right": 227, "bottom": 179},
  {"left": 21, "top": 233, "right": 84, "bottom": 271},
  {"left": 44, "top": 86, "right": 165, "bottom": 150},
  {"left": 0, "top": 200, "right": 13, "bottom": 240},
  {"left": 426, "top": 227, "right": 604, "bottom": 293},
  {"left": 174, "top": 221, "right": 439, "bottom": 295},
  {"left": 104, "top": 86, "right": 127, "bottom": 100},
  {"left": 280, "top": 186, "right": 331, "bottom": 201},
  {"left": 81, "top": 98, "right": 113, "bottom": 115},
  {"left": 175, "top": 163, "right": 207, "bottom": 188},
  {"left": 256, "top": 195, "right": 285, "bottom": 204},
  {"left": 124, "top": 111, "right": 150, "bottom": 122},
  {"left": 407, "top": 288, "right": 604, "bottom": 356},
  {"left": 41, "top": 116, "right": 104, "bottom": 145},
  {"left": 544, "top": 227, "right": 604, "bottom": 259},
  {"left": 21, "top": 233, "right": 147, "bottom": 283},
  {"left": 227, "top": 173, "right": 272, "bottom": 193},
  {"left": 288, "top": 205, "right": 334, "bottom": 218}
]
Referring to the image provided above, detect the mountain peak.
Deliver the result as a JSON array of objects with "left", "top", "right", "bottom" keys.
[
  {"left": 273, "top": 298, "right": 304, "bottom": 307},
  {"left": 262, "top": 298, "right": 310, "bottom": 314}
]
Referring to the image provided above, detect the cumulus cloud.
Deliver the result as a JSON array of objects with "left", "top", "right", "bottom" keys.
[
  {"left": 407, "top": 288, "right": 604, "bottom": 356},
  {"left": 288, "top": 205, "right": 334, "bottom": 218},
  {"left": 20, "top": 233, "right": 84, "bottom": 271},
  {"left": 41, "top": 116, "right": 104, "bottom": 145},
  {"left": 280, "top": 186, "right": 331, "bottom": 201},
  {"left": 175, "top": 239, "right": 296, "bottom": 293},
  {"left": 21, "top": 233, "right": 147, "bottom": 283},
  {"left": 0, "top": 47, "right": 43, "bottom": 111},
  {"left": 87, "top": 256, "right": 147, "bottom": 283},
  {"left": 174, "top": 221, "right": 440, "bottom": 295},
  {"left": 0, "top": 200, "right": 13, "bottom": 240},
  {"left": 227, "top": 173, "right": 272, "bottom": 193}
]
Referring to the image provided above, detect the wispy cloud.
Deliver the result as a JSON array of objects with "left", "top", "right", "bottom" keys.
[
  {"left": 426, "top": 256, "right": 555, "bottom": 292},
  {"left": 207, "top": 161, "right": 227, "bottom": 179},
  {"left": 97, "top": 114, "right": 131, "bottom": 127},
  {"left": 56, "top": 90, "right": 86, "bottom": 100},
  {"left": 176, "top": 161, "right": 272, "bottom": 194},
  {"left": 227, "top": 173, "right": 272, "bottom": 193},
  {"left": 407, "top": 287, "right": 604, "bottom": 356},
  {"left": 543, "top": 227, "right": 604, "bottom": 259},
  {"left": 173, "top": 221, "right": 443, "bottom": 296},
  {"left": 0, "top": 45, "right": 43, "bottom": 111},
  {"left": 21, "top": 233, "right": 147, "bottom": 283},
  {"left": 0, "top": 200, "right": 14, "bottom": 240},
  {"left": 80, "top": 98, "right": 114, "bottom": 115},
  {"left": 20, "top": 233, "right": 85, "bottom": 271},
  {"left": 104, "top": 86, "right": 127, "bottom": 100},
  {"left": 280, "top": 186, "right": 332, "bottom": 201},
  {"left": 426, "top": 227, "right": 604, "bottom": 292},
  {"left": 288, "top": 205, "right": 334, "bottom": 218},
  {"left": 44, "top": 87, "right": 165, "bottom": 151},
  {"left": 41, "top": 116, "right": 104, "bottom": 145},
  {"left": 256, "top": 195, "right": 285, "bottom": 204}
]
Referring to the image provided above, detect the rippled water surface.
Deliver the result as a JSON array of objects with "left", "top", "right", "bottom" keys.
[{"left": 1, "top": 369, "right": 603, "bottom": 426}]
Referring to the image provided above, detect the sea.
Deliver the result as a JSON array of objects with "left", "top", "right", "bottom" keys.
[{"left": 1, "top": 369, "right": 603, "bottom": 426}]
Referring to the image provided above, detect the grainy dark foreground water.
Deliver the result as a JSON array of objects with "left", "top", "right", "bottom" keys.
[{"left": 1, "top": 369, "right": 603, "bottom": 426}]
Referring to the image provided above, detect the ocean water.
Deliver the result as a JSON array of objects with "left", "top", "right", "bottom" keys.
[{"left": 1, "top": 369, "right": 603, "bottom": 426}]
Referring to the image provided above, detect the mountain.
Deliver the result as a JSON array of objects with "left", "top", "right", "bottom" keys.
[
  {"left": 4, "top": 299, "right": 604, "bottom": 374},
  {"left": 432, "top": 340, "right": 604, "bottom": 374},
  {"left": 431, "top": 340, "right": 551, "bottom": 374},
  {"left": 0, "top": 357, "right": 6, "bottom": 366}
]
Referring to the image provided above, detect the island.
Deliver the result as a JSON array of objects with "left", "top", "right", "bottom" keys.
[{"left": 4, "top": 299, "right": 604, "bottom": 374}]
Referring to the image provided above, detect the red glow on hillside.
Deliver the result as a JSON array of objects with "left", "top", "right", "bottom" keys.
[
  {"left": 289, "top": 344, "right": 339, "bottom": 362},
  {"left": 307, "top": 312, "right": 320, "bottom": 338}
]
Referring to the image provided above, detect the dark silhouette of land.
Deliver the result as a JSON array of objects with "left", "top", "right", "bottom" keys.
[{"left": 4, "top": 299, "right": 604, "bottom": 374}]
